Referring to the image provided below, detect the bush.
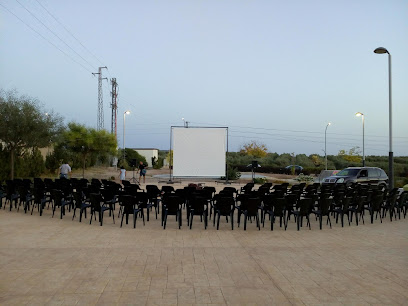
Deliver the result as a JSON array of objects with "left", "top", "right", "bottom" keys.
[
  {"left": 253, "top": 177, "right": 268, "bottom": 184},
  {"left": 294, "top": 173, "right": 314, "bottom": 182},
  {"left": 221, "top": 165, "right": 241, "bottom": 180},
  {"left": 153, "top": 157, "right": 164, "bottom": 169}
]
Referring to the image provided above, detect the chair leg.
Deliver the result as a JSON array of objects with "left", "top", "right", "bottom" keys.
[
  {"left": 134, "top": 212, "right": 137, "bottom": 228},
  {"left": 163, "top": 211, "right": 167, "bottom": 229},
  {"left": 243, "top": 212, "right": 247, "bottom": 231},
  {"left": 231, "top": 212, "right": 234, "bottom": 230}
]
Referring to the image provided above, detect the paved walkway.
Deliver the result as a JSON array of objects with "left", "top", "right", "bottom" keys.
[{"left": 0, "top": 202, "right": 407, "bottom": 305}]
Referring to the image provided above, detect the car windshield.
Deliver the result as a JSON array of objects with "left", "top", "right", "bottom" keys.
[{"left": 336, "top": 169, "right": 360, "bottom": 176}]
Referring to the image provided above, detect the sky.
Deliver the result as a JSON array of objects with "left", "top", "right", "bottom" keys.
[{"left": 1, "top": 0, "right": 407, "bottom": 156}]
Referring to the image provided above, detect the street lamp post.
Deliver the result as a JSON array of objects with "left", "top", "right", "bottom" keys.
[
  {"left": 355, "top": 112, "right": 365, "bottom": 166},
  {"left": 325, "top": 122, "right": 331, "bottom": 170},
  {"left": 374, "top": 47, "right": 393, "bottom": 189},
  {"left": 123, "top": 111, "right": 130, "bottom": 163}
]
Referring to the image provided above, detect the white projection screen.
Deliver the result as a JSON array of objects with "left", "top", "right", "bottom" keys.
[{"left": 172, "top": 127, "right": 227, "bottom": 177}]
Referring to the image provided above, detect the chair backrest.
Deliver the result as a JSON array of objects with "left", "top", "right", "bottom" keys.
[
  {"left": 162, "top": 186, "right": 175, "bottom": 194},
  {"left": 189, "top": 196, "right": 207, "bottom": 214},
  {"left": 397, "top": 191, "right": 407, "bottom": 206},
  {"left": 273, "top": 198, "right": 287, "bottom": 217},
  {"left": 241, "top": 197, "right": 260, "bottom": 215},
  {"left": 354, "top": 196, "right": 366, "bottom": 213},
  {"left": 135, "top": 192, "right": 148, "bottom": 208},
  {"left": 90, "top": 193, "right": 103, "bottom": 211},
  {"left": 120, "top": 195, "right": 136, "bottom": 213},
  {"left": 371, "top": 194, "right": 383, "bottom": 211},
  {"left": 52, "top": 189, "right": 64, "bottom": 206},
  {"left": 163, "top": 195, "right": 181, "bottom": 214},
  {"left": 215, "top": 197, "right": 234, "bottom": 215},
  {"left": 318, "top": 197, "right": 332, "bottom": 215},
  {"left": 73, "top": 192, "right": 84, "bottom": 208},
  {"left": 298, "top": 198, "right": 313, "bottom": 216}
]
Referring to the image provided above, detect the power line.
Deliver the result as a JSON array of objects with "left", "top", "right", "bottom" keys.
[
  {"left": 0, "top": 3, "right": 93, "bottom": 73},
  {"left": 33, "top": 0, "right": 105, "bottom": 67},
  {"left": 192, "top": 121, "right": 408, "bottom": 139},
  {"left": 15, "top": 0, "right": 96, "bottom": 71}
]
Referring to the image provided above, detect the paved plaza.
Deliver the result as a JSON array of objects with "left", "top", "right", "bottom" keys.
[{"left": 0, "top": 190, "right": 407, "bottom": 306}]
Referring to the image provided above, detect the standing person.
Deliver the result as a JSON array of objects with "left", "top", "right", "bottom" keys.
[
  {"left": 138, "top": 161, "right": 146, "bottom": 184},
  {"left": 59, "top": 161, "right": 71, "bottom": 179},
  {"left": 119, "top": 166, "right": 126, "bottom": 183}
]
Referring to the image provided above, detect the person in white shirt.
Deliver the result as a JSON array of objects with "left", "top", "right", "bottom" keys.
[
  {"left": 59, "top": 162, "right": 71, "bottom": 179},
  {"left": 119, "top": 166, "right": 126, "bottom": 183}
]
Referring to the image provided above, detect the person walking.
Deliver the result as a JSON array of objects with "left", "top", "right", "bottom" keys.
[
  {"left": 119, "top": 166, "right": 126, "bottom": 183},
  {"left": 59, "top": 162, "right": 71, "bottom": 179}
]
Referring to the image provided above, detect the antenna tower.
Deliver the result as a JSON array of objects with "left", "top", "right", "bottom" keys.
[
  {"left": 92, "top": 66, "right": 107, "bottom": 130},
  {"left": 111, "top": 78, "right": 118, "bottom": 139}
]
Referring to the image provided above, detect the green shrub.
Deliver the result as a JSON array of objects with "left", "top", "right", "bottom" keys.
[
  {"left": 253, "top": 177, "right": 268, "bottom": 184},
  {"left": 294, "top": 173, "right": 314, "bottom": 182}
]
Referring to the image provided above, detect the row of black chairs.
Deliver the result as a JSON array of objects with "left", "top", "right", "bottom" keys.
[{"left": 1, "top": 179, "right": 407, "bottom": 231}]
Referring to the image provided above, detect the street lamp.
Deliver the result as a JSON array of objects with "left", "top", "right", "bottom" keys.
[
  {"left": 123, "top": 111, "right": 130, "bottom": 162},
  {"left": 374, "top": 47, "right": 393, "bottom": 189},
  {"left": 355, "top": 112, "right": 365, "bottom": 166},
  {"left": 182, "top": 117, "right": 188, "bottom": 128},
  {"left": 325, "top": 122, "right": 331, "bottom": 170}
]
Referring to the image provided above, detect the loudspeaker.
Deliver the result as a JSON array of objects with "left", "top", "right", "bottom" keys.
[
  {"left": 130, "top": 159, "right": 137, "bottom": 167},
  {"left": 252, "top": 160, "right": 258, "bottom": 168}
]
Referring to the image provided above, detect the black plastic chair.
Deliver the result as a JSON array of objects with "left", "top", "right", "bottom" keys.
[
  {"left": 89, "top": 193, "right": 115, "bottom": 226},
  {"left": 312, "top": 196, "right": 332, "bottom": 230},
  {"left": 332, "top": 197, "right": 352, "bottom": 227},
  {"left": 31, "top": 186, "right": 51, "bottom": 216},
  {"left": 263, "top": 197, "right": 287, "bottom": 231},
  {"left": 188, "top": 196, "right": 208, "bottom": 229},
  {"left": 289, "top": 198, "right": 313, "bottom": 231},
  {"left": 238, "top": 197, "right": 261, "bottom": 231},
  {"left": 51, "top": 189, "right": 71, "bottom": 219},
  {"left": 348, "top": 196, "right": 366, "bottom": 226},
  {"left": 72, "top": 192, "right": 91, "bottom": 222},
  {"left": 365, "top": 194, "right": 383, "bottom": 224},
  {"left": 213, "top": 197, "right": 235, "bottom": 230},
  {"left": 119, "top": 195, "right": 143, "bottom": 228},
  {"left": 162, "top": 195, "right": 182, "bottom": 229}
]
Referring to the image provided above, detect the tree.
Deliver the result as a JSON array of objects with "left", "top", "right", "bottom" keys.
[
  {"left": 117, "top": 148, "right": 147, "bottom": 170},
  {"left": 240, "top": 141, "right": 268, "bottom": 158},
  {"left": 0, "top": 90, "right": 62, "bottom": 179},
  {"left": 61, "top": 123, "right": 117, "bottom": 177},
  {"left": 338, "top": 147, "right": 362, "bottom": 164}
]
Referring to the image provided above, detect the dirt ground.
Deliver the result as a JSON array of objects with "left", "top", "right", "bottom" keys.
[{"left": 67, "top": 166, "right": 303, "bottom": 192}]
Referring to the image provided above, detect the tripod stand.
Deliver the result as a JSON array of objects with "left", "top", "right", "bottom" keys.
[{"left": 129, "top": 166, "right": 140, "bottom": 184}]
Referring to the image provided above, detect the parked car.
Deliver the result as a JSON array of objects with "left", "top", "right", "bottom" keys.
[
  {"left": 322, "top": 167, "right": 388, "bottom": 188},
  {"left": 285, "top": 165, "right": 303, "bottom": 174}
]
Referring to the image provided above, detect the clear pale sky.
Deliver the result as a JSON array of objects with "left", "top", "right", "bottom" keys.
[{"left": 1, "top": 0, "right": 407, "bottom": 156}]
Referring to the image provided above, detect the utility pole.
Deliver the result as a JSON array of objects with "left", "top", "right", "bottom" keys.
[
  {"left": 110, "top": 78, "right": 118, "bottom": 139},
  {"left": 92, "top": 66, "right": 107, "bottom": 130}
]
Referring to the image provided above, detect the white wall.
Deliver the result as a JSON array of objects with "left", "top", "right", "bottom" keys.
[{"left": 133, "top": 149, "right": 159, "bottom": 167}]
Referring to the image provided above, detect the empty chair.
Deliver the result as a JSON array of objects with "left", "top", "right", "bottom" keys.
[
  {"left": 188, "top": 196, "right": 208, "bottom": 229},
  {"left": 162, "top": 195, "right": 182, "bottom": 229},
  {"left": 365, "top": 194, "right": 383, "bottom": 224},
  {"left": 312, "top": 196, "right": 332, "bottom": 230},
  {"left": 348, "top": 196, "right": 366, "bottom": 226},
  {"left": 89, "top": 193, "right": 115, "bottom": 226},
  {"left": 72, "top": 192, "right": 91, "bottom": 222},
  {"left": 119, "top": 195, "right": 144, "bottom": 228},
  {"left": 146, "top": 185, "right": 161, "bottom": 217},
  {"left": 213, "top": 197, "right": 235, "bottom": 230},
  {"left": 161, "top": 185, "right": 175, "bottom": 194},
  {"left": 332, "top": 197, "right": 352, "bottom": 227},
  {"left": 4, "top": 180, "right": 19, "bottom": 211},
  {"left": 51, "top": 189, "right": 71, "bottom": 219},
  {"left": 240, "top": 182, "right": 254, "bottom": 194},
  {"left": 288, "top": 198, "right": 313, "bottom": 231},
  {"left": 263, "top": 197, "right": 287, "bottom": 231},
  {"left": 31, "top": 186, "right": 51, "bottom": 216},
  {"left": 238, "top": 197, "right": 261, "bottom": 231}
]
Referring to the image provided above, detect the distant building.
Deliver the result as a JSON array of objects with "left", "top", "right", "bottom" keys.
[{"left": 132, "top": 148, "right": 159, "bottom": 168}]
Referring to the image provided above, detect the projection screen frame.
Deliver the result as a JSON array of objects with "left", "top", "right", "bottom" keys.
[{"left": 168, "top": 126, "right": 229, "bottom": 182}]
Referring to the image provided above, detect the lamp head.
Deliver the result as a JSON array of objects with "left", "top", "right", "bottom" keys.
[
  {"left": 125, "top": 110, "right": 130, "bottom": 115},
  {"left": 355, "top": 112, "right": 363, "bottom": 117},
  {"left": 328, "top": 122, "right": 331, "bottom": 126},
  {"left": 374, "top": 47, "right": 389, "bottom": 54}
]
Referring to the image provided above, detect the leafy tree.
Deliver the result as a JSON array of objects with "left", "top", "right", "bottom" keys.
[
  {"left": 166, "top": 150, "right": 173, "bottom": 167},
  {"left": 338, "top": 147, "right": 362, "bottom": 164},
  {"left": 240, "top": 141, "right": 268, "bottom": 158},
  {"left": 117, "top": 148, "right": 147, "bottom": 170},
  {"left": 61, "top": 123, "right": 117, "bottom": 177},
  {"left": 0, "top": 90, "right": 62, "bottom": 179}
]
